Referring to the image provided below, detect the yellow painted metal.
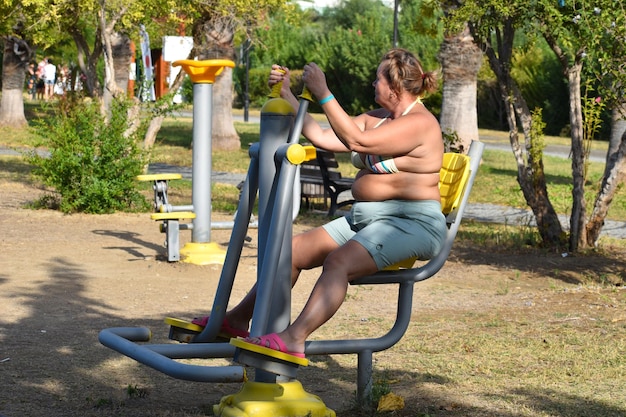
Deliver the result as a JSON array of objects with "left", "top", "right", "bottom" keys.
[
  {"left": 384, "top": 152, "right": 471, "bottom": 271},
  {"left": 180, "top": 241, "right": 226, "bottom": 265},
  {"left": 136, "top": 173, "right": 182, "bottom": 182},
  {"left": 172, "top": 59, "right": 236, "bottom": 84},
  {"left": 439, "top": 152, "right": 471, "bottom": 215},
  {"left": 298, "top": 86, "right": 313, "bottom": 102},
  {"left": 268, "top": 69, "right": 286, "bottom": 98},
  {"left": 213, "top": 380, "right": 335, "bottom": 417},
  {"left": 261, "top": 97, "right": 294, "bottom": 115},
  {"left": 286, "top": 144, "right": 306, "bottom": 165},
  {"left": 300, "top": 145, "right": 317, "bottom": 162},
  {"left": 164, "top": 317, "right": 204, "bottom": 333},
  {"left": 150, "top": 211, "right": 196, "bottom": 221},
  {"left": 231, "top": 338, "right": 309, "bottom": 367}
]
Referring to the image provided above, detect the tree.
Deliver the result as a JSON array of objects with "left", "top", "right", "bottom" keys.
[
  {"left": 446, "top": 0, "right": 626, "bottom": 250},
  {"left": 128, "top": 0, "right": 287, "bottom": 152},
  {"left": 534, "top": 1, "right": 626, "bottom": 249},
  {"left": 437, "top": 23, "right": 483, "bottom": 153},
  {"left": 436, "top": 1, "right": 482, "bottom": 153},
  {"left": 0, "top": 36, "right": 33, "bottom": 127},
  {"left": 446, "top": 2, "right": 566, "bottom": 247},
  {"left": 0, "top": 0, "right": 39, "bottom": 127},
  {"left": 191, "top": 0, "right": 288, "bottom": 150},
  {"left": 568, "top": 3, "right": 626, "bottom": 246}
]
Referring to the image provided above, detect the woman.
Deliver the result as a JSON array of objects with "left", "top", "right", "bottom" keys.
[{"left": 195, "top": 48, "right": 446, "bottom": 358}]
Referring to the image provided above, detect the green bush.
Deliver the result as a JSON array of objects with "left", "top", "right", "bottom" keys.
[{"left": 26, "top": 97, "right": 150, "bottom": 214}]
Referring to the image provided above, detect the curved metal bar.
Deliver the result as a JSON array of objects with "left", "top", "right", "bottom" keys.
[
  {"left": 98, "top": 328, "right": 244, "bottom": 383},
  {"left": 303, "top": 281, "right": 415, "bottom": 355}
]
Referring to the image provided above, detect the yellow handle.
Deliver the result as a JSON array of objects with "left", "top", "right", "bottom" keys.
[
  {"left": 269, "top": 68, "right": 286, "bottom": 98},
  {"left": 299, "top": 85, "right": 313, "bottom": 102},
  {"left": 173, "top": 59, "right": 235, "bottom": 84}
]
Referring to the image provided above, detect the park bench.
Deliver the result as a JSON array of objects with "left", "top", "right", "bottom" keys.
[{"left": 299, "top": 148, "right": 355, "bottom": 216}]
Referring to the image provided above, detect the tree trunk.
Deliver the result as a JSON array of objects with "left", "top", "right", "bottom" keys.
[
  {"left": 0, "top": 36, "right": 32, "bottom": 128},
  {"left": 102, "top": 31, "right": 132, "bottom": 108},
  {"left": 438, "top": 27, "right": 483, "bottom": 154},
  {"left": 194, "top": 14, "right": 240, "bottom": 151},
  {"left": 585, "top": 131, "right": 626, "bottom": 244},
  {"left": 474, "top": 21, "right": 565, "bottom": 248},
  {"left": 607, "top": 105, "right": 626, "bottom": 168},
  {"left": 585, "top": 107, "right": 626, "bottom": 245},
  {"left": 565, "top": 63, "right": 587, "bottom": 251},
  {"left": 212, "top": 66, "right": 240, "bottom": 151},
  {"left": 606, "top": 103, "right": 626, "bottom": 154},
  {"left": 69, "top": 26, "right": 102, "bottom": 97}
]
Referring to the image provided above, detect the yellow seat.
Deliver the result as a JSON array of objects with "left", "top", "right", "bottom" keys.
[
  {"left": 150, "top": 212, "right": 196, "bottom": 262},
  {"left": 136, "top": 173, "right": 183, "bottom": 182},
  {"left": 439, "top": 152, "right": 471, "bottom": 216},
  {"left": 384, "top": 152, "right": 471, "bottom": 270}
]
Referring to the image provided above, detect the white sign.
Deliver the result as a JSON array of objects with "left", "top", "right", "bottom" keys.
[{"left": 163, "top": 36, "right": 194, "bottom": 62}]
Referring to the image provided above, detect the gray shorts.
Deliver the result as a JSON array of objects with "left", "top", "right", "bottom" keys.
[{"left": 322, "top": 200, "right": 447, "bottom": 269}]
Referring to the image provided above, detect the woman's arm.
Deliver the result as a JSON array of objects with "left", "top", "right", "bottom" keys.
[
  {"left": 270, "top": 65, "right": 350, "bottom": 153},
  {"left": 302, "top": 63, "right": 438, "bottom": 155}
]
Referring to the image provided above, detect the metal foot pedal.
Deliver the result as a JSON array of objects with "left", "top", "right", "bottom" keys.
[
  {"left": 165, "top": 317, "right": 239, "bottom": 343},
  {"left": 230, "top": 338, "right": 308, "bottom": 379},
  {"left": 164, "top": 317, "right": 204, "bottom": 343}
]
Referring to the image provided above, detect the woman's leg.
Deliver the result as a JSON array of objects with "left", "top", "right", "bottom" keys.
[
  {"left": 222, "top": 226, "right": 340, "bottom": 331},
  {"left": 265, "top": 240, "right": 378, "bottom": 355}
]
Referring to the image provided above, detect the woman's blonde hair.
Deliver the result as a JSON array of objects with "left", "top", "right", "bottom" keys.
[{"left": 379, "top": 48, "right": 438, "bottom": 97}]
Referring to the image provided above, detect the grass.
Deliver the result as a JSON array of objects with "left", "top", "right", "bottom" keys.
[{"left": 394, "top": 311, "right": 626, "bottom": 416}]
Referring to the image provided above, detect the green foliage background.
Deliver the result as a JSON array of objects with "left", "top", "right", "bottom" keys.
[
  {"left": 230, "top": 0, "right": 581, "bottom": 136},
  {"left": 234, "top": 0, "right": 445, "bottom": 116}
]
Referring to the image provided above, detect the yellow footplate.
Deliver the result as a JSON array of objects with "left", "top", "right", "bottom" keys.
[
  {"left": 231, "top": 338, "right": 308, "bottom": 379},
  {"left": 164, "top": 317, "right": 203, "bottom": 343}
]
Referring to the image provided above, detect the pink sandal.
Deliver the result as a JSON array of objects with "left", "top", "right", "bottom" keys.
[
  {"left": 191, "top": 316, "right": 249, "bottom": 338},
  {"left": 244, "top": 333, "right": 305, "bottom": 358}
]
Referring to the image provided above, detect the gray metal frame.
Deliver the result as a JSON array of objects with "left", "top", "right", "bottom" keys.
[{"left": 99, "top": 102, "right": 484, "bottom": 407}]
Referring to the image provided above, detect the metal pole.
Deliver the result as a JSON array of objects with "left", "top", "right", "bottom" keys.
[
  {"left": 191, "top": 82, "right": 213, "bottom": 243},
  {"left": 244, "top": 39, "right": 251, "bottom": 122}
]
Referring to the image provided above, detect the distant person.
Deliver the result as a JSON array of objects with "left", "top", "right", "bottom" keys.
[
  {"left": 43, "top": 58, "right": 57, "bottom": 100},
  {"left": 36, "top": 58, "right": 46, "bottom": 100},
  {"left": 54, "top": 65, "right": 68, "bottom": 97}
]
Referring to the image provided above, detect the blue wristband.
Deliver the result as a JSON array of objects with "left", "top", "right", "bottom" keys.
[{"left": 318, "top": 94, "right": 335, "bottom": 105}]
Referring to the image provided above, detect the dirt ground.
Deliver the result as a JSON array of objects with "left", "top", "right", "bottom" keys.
[{"left": 1, "top": 178, "right": 625, "bottom": 417}]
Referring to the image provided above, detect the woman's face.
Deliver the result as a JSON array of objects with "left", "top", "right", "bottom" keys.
[{"left": 372, "top": 62, "right": 392, "bottom": 106}]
